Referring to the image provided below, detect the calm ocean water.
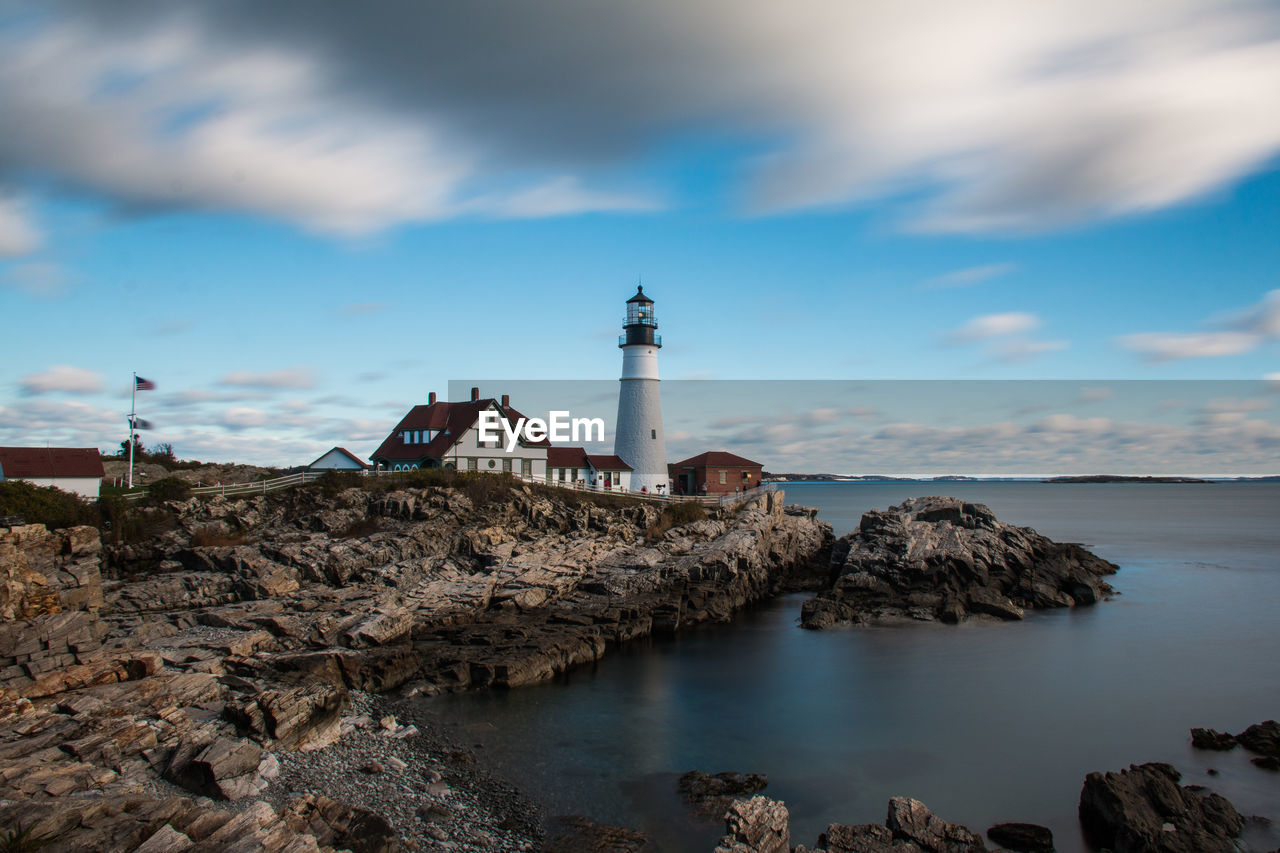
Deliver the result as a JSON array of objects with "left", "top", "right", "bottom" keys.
[{"left": 423, "top": 483, "right": 1280, "bottom": 851}]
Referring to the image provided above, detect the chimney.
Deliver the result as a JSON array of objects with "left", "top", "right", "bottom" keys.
[
  {"left": 471, "top": 386, "right": 480, "bottom": 402},
  {"left": 428, "top": 391, "right": 437, "bottom": 405},
  {"left": 501, "top": 394, "right": 509, "bottom": 408}
]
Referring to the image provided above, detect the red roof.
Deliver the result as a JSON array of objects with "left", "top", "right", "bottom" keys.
[
  {"left": 0, "top": 447, "right": 105, "bottom": 479},
  {"left": 370, "top": 398, "right": 550, "bottom": 463},
  {"left": 547, "top": 446, "right": 590, "bottom": 468},
  {"left": 310, "top": 447, "right": 371, "bottom": 469},
  {"left": 586, "top": 454, "right": 632, "bottom": 471},
  {"left": 671, "top": 451, "right": 762, "bottom": 469}
]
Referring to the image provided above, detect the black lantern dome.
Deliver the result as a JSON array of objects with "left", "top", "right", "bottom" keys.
[{"left": 620, "top": 285, "right": 661, "bottom": 347}]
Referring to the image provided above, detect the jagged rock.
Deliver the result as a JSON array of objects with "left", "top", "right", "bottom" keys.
[
  {"left": 164, "top": 736, "right": 265, "bottom": 800},
  {"left": 886, "top": 798, "right": 985, "bottom": 852},
  {"left": 716, "top": 795, "right": 790, "bottom": 853},
  {"left": 283, "top": 793, "right": 400, "bottom": 852},
  {"left": 1190, "top": 727, "right": 1237, "bottom": 750},
  {"left": 1078, "top": 762, "right": 1243, "bottom": 852},
  {"left": 802, "top": 799, "right": 984, "bottom": 852},
  {"left": 678, "top": 770, "right": 769, "bottom": 814},
  {"left": 1235, "top": 719, "right": 1280, "bottom": 759},
  {"left": 802, "top": 497, "right": 1116, "bottom": 628},
  {"left": 985, "top": 821, "right": 1053, "bottom": 852}
]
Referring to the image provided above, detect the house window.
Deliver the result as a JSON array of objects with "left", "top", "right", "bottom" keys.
[
  {"left": 467, "top": 458, "right": 477, "bottom": 471},
  {"left": 502, "top": 458, "right": 511, "bottom": 473},
  {"left": 522, "top": 458, "right": 532, "bottom": 476},
  {"left": 743, "top": 471, "right": 750, "bottom": 481},
  {"left": 719, "top": 470, "right": 727, "bottom": 485},
  {"left": 488, "top": 459, "right": 497, "bottom": 469}
]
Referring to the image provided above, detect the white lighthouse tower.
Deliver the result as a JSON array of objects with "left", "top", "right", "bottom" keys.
[{"left": 614, "top": 285, "right": 668, "bottom": 493}]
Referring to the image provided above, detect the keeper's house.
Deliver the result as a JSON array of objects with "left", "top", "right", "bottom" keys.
[
  {"left": 370, "top": 388, "right": 550, "bottom": 478},
  {"left": 308, "top": 447, "right": 371, "bottom": 472},
  {"left": 669, "top": 451, "right": 763, "bottom": 497},
  {"left": 0, "top": 447, "right": 105, "bottom": 498},
  {"left": 546, "top": 447, "right": 633, "bottom": 491}
]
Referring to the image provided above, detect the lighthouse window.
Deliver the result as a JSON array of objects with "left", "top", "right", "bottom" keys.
[{"left": 651, "top": 429, "right": 656, "bottom": 439}]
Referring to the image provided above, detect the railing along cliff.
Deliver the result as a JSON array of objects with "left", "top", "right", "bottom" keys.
[{"left": 125, "top": 467, "right": 776, "bottom": 508}]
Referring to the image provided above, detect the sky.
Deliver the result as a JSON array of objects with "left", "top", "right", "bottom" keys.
[{"left": 1, "top": 0, "right": 1278, "bottom": 474}]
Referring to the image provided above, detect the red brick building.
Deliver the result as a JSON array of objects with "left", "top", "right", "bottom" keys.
[{"left": 669, "top": 451, "right": 763, "bottom": 496}]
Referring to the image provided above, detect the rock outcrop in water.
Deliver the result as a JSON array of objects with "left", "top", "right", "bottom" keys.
[
  {"left": 1078, "top": 762, "right": 1244, "bottom": 852},
  {"left": 1190, "top": 719, "right": 1280, "bottom": 770},
  {"left": 800, "top": 496, "right": 1117, "bottom": 628},
  {"left": 0, "top": 480, "right": 830, "bottom": 850}
]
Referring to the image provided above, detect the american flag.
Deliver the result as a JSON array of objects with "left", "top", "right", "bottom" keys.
[
  {"left": 131, "top": 417, "right": 153, "bottom": 430},
  {"left": 135, "top": 376, "right": 156, "bottom": 391}
]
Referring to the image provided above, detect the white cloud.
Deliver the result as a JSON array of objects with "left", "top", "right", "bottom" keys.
[
  {"left": 0, "top": 194, "right": 41, "bottom": 257},
  {"left": 1, "top": 2, "right": 1279, "bottom": 235},
  {"left": 1233, "top": 289, "right": 1280, "bottom": 337},
  {"left": 219, "top": 368, "right": 315, "bottom": 389},
  {"left": 991, "top": 337, "right": 1068, "bottom": 363},
  {"left": 218, "top": 407, "right": 270, "bottom": 430},
  {"left": 923, "top": 262, "right": 1016, "bottom": 290},
  {"left": 1078, "top": 386, "right": 1115, "bottom": 404},
  {"left": 1120, "top": 289, "right": 1280, "bottom": 361},
  {"left": 19, "top": 365, "right": 104, "bottom": 395},
  {"left": 1120, "top": 331, "right": 1260, "bottom": 361},
  {"left": 949, "top": 312, "right": 1041, "bottom": 343}
]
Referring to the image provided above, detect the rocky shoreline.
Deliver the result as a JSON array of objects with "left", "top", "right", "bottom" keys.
[
  {"left": 800, "top": 496, "right": 1117, "bottom": 628},
  {"left": 3, "top": 479, "right": 1273, "bottom": 851},
  {"left": 0, "top": 478, "right": 831, "bottom": 850}
]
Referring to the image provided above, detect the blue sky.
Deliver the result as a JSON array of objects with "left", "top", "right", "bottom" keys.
[{"left": 1, "top": 1, "right": 1278, "bottom": 472}]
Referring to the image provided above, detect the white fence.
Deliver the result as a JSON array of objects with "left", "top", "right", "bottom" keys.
[
  {"left": 125, "top": 467, "right": 777, "bottom": 508},
  {"left": 124, "top": 470, "right": 326, "bottom": 500}
]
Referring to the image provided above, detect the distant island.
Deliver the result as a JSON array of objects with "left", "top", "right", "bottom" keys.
[{"left": 1044, "top": 475, "right": 1211, "bottom": 484}]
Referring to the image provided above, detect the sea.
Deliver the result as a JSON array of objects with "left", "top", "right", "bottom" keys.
[{"left": 422, "top": 482, "right": 1280, "bottom": 851}]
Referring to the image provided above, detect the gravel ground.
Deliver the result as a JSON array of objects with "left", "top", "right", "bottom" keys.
[{"left": 264, "top": 691, "right": 543, "bottom": 852}]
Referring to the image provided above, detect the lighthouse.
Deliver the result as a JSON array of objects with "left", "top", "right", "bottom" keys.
[{"left": 614, "top": 285, "right": 668, "bottom": 493}]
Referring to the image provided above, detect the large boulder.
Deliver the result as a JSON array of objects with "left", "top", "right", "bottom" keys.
[
  {"left": 716, "top": 796, "right": 790, "bottom": 853},
  {"left": 802, "top": 497, "right": 1117, "bottom": 628},
  {"left": 799, "top": 797, "right": 984, "bottom": 852},
  {"left": 1078, "top": 762, "right": 1243, "bottom": 853}
]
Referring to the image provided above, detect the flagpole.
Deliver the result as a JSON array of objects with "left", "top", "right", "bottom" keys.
[{"left": 128, "top": 372, "right": 136, "bottom": 489}]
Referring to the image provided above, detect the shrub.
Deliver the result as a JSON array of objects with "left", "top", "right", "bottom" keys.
[
  {"left": 97, "top": 495, "right": 146, "bottom": 545},
  {"left": 146, "top": 477, "right": 192, "bottom": 503},
  {"left": 0, "top": 480, "right": 98, "bottom": 530},
  {"left": 313, "top": 470, "right": 364, "bottom": 497},
  {"left": 647, "top": 501, "right": 707, "bottom": 538}
]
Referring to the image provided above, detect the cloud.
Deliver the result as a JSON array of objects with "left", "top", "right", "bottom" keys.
[
  {"left": 1, "top": 1, "right": 1279, "bottom": 236},
  {"left": 1, "top": 261, "right": 66, "bottom": 295},
  {"left": 1120, "top": 289, "right": 1280, "bottom": 361},
  {"left": 1232, "top": 289, "right": 1280, "bottom": 337},
  {"left": 1120, "top": 331, "right": 1260, "bottom": 362},
  {"left": 991, "top": 337, "right": 1068, "bottom": 363},
  {"left": 219, "top": 368, "right": 315, "bottom": 389},
  {"left": 922, "top": 262, "right": 1016, "bottom": 290},
  {"left": 949, "top": 312, "right": 1041, "bottom": 343},
  {"left": 217, "top": 407, "right": 270, "bottom": 430},
  {"left": 0, "top": 194, "right": 41, "bottom": 256},
  {"left": 1078, "top": 386, "right": 1115, "bottom": 404},
  {"left": 19, "top": 365, "right": 104, "bottom": 395}
]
